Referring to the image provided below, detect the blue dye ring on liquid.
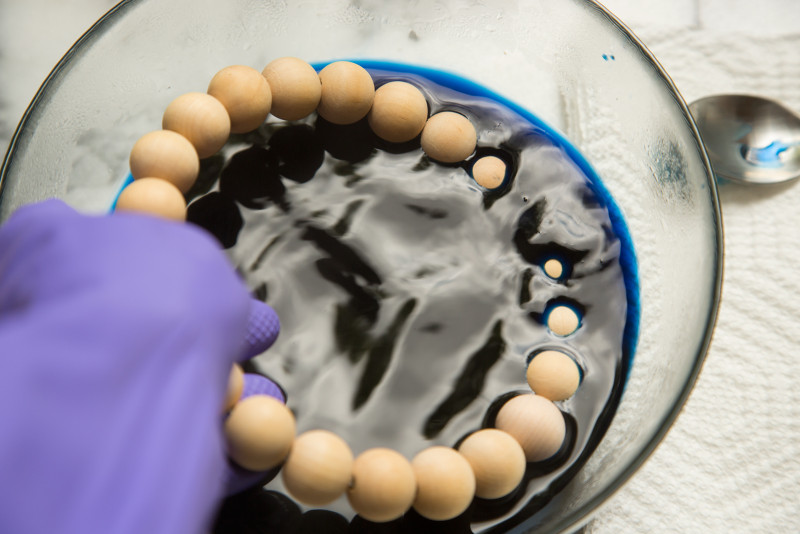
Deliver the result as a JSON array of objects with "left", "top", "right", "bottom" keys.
[
  {"left": 116, "top": 60, "right": 641, "bottom": 387},
  {"left": 109, "top": 173, "right": 134, "bottom": 213}
]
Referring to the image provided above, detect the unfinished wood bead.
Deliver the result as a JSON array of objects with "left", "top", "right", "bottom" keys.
[
  {"left": 208, "top": 65, "right": 272, "bottom": 134},
  {"left": 527, "top": 350, "right": 581, "bottom": 401},
  {"left": 162, "top": 92, "right": 231, "bottom": 158},
  {"left": 262, "top": 57, "right": 321, "bottom": 121},
  {"left": 495, "top": 394, "right": 565, "bottom": 462},
  {"left": 421, "top": 111, "right": 477, "bottom": 163},
  {"left": 129, "top": 130, "right": 199, "bottom": 193},
  {"left": 472, "top": 155, "right": 506, "bottom": 189},
  {"left": 458, "top": 429, "right": 526, "bottom": 500},
  {"left": 317, "top": 61, "right": 375, "bottom": 125},
  {"left": 115, "top": 177, "right": 187, "bottom": 221},
  {"left": 367, "top": 81, "right": 428, "bottom": 143},
  {"left": 223, "top": 364, "right": 244, "bottom": 412},
  {"left": 282, "top": 430, "right": 354, "bottom": 506},
  {"left": 547, "top": 305, "right": 580, "bottom": 336},
  {"left": 544, "top": 258, "right": 564, "bottom": 279},
  {"left": 224, "top": 395, "right": 295, "bottom": 471},
  {"left": 411, "top": 446, "right": 475, "bottom": 521},
  {"left": 347, "top": 448, "right": 417, "bottom": 523}
]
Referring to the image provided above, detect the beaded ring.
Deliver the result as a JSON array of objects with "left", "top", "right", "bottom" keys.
[{"left": 115, "top": 57, "right": 585, "bottom": 523}]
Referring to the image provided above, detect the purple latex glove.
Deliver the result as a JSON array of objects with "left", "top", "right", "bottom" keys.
[{"left": 0, "top": 200, "right": 281, "bottom": 534}]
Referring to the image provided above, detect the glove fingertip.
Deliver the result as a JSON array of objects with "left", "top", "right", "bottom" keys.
[
  {"left": 241, "top": 373, "right": 286, "bottom": 404},
  {"left": 241, "top": 299, "right": 280, "bottom": 360}
]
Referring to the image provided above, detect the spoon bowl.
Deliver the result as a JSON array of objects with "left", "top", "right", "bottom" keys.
[{"left": 690, "top": 94, "right": 800, "bottom": 185}]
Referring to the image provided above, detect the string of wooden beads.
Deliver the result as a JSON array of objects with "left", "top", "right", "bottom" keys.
[
  {"left": 115, "top": 56, "right": 587, "bottom": 523},
  {"left": 117, "top": 57, "right": 504, "bottom": 221}
]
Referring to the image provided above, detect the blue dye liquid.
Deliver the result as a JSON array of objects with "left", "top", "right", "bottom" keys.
[{"left": 110, "top": 173, "right": 133, "bottom": 211}]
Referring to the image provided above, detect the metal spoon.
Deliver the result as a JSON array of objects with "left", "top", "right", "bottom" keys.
[{"left": 689, "top": 94, "right": 800, "bottom": 185}]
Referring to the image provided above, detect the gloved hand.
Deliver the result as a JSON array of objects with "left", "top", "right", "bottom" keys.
[{"left": 0, "top": 200, "right": 282, "bottom": 534}]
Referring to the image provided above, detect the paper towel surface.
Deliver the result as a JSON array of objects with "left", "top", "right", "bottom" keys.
[
  {"left": 590, "top": 1, "right": 800, "bottom": 532},
  {"left": 1, "top": 1, "right": 799, "bottom": 533}
]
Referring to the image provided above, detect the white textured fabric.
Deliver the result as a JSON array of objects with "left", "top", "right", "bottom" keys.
[{"left": 1, "top": 1, "right": 798, "bottom": 533}]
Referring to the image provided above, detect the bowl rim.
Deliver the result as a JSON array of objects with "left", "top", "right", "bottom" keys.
[
  {"left": 0, "top": 0, "right": 134, "bottom": 200},
  {"left": 540, "top": 3, "right": 724, "bottom": 533},
  {"left": 0, "top": 1, "right": 724, "bottom": 532}
]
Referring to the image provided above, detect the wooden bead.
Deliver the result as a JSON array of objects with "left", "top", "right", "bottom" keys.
[
  {"left": 495, "top": 394, "right": 565, "bottom": 462},
  {"left": 115, "top": 177, "right": 186, "bottom": 221},
  {"left": 262, "top": 57, "right": 321, "bottom": 121},
  {"left": 207, "top": 65, "right": 272, "bottom": 134},
  {"left": 368, "top": 81, "right": 428, "bottom": 143},
  {"left": 543, "top": 258, "right": 563, "bottom": 279},
  {"left": 162, "top": 92, "right": 230, "bottom": 158},
  {"left": 421, "top": 111, "right": 477, "bottom": 163},
  {"left": 317, "top": 61, "right": 375, "bottom": 125},
  {"left": 457, "top": 429, "right": 526, "bottom": 500},
  {"left": 224, "top": 395, "right": 295, "bottom": 471},
  {"left": 472, "top": 155, "right": 506, "bottom": 189},
  {"left": 129, "top": 130, "right": 199, "bottom": 193},
  {"left": 411, "top": 446, "right": 475, "bottom": 521},
  {"left": 223, "top": 363, "right": 244, "bottom": 412},
  {"left": 527, "top": 350, "right": 581, "bottom": 401},
  {"left": 547, "top": 305, "right": 580, "bottom": 336},
  {"left": 282, "top": 430, "right": 354, "bottom": 506},
  {"left": 347, "top": 448, "right": 417, "bottom": 523}
]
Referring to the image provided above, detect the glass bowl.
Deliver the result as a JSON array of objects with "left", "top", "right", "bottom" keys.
[{"left": 0, "top": 0, "right": 723, "bottom": 532}]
